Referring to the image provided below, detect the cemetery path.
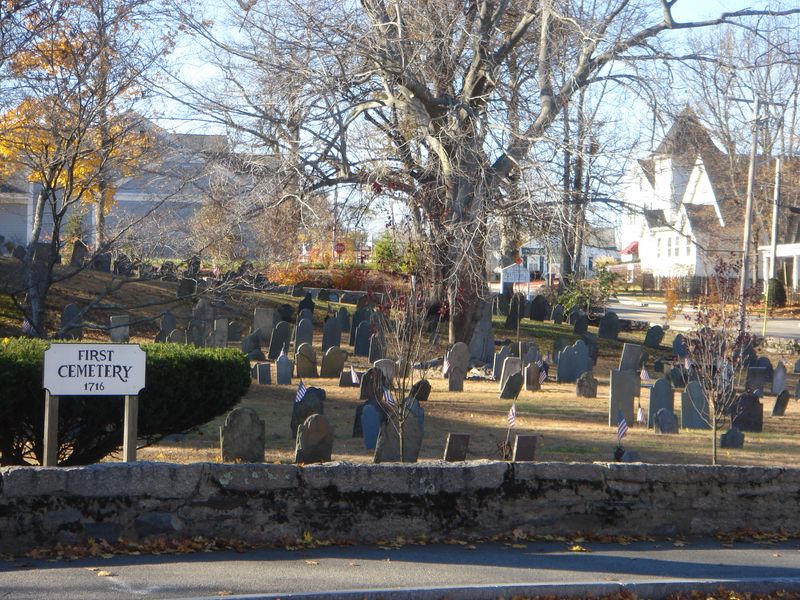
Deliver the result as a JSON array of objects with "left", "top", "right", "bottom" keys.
[{"left": 1, "top": 538, "right": 799, "bottom": 599}]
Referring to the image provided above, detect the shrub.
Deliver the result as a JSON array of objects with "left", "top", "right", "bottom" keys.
[
  {"left": 767, "top": 278, "right": 786, "bottom": 308},
  {"left": 0, "top": 339, "right": 250, "bottom": 466}
]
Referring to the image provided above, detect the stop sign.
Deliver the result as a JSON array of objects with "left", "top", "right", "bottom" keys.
[{"left": 334, "top": 242, "right": 346, "bottom": 254}]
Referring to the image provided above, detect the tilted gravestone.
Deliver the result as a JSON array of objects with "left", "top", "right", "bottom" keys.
[
  {"left": 468, "top": 300, "right": 495, "bottom": 363},
  {"left": 644, "top": 325, "right": 664, "bottom": 349},
  {"left": 720, "top": 428, "right": 745, "bottom": 449},
  {"left": 529, "top": 295, "right": 549, "bottom": 321},
  {"left": 242, "top": 330, "right": 261, "bottom": 356},
  {"left": 410, "top": 379, "right": 432, "bottom": 402},
  {"left": 109, "top": 315, "right": 130, "bottom": 343},
  {"left": 253, "top": 308, "right": 274, "bottom": 346},
  {"left": 512, "top": 435, "right": 537, "bottom": 462},
  {"left": 500, "top": 371, "right": 523, "bottom": 400},
  {"left": 771, "top": 390, "right": 790, "bottom": 417},
  {"left": 492, "top": 346, "right": 511, "bottom": 380},
  {"left": 276, "top": 353, "right": 293, "bottom": 385},
  {"left": 576, "top": 371, "right": 598, "bottom": 398},
  {"left": 654, "top": 408, "right": 679, "bottom": 434},
  {"left": 573, "top": 314, "right": 588, "bottom": 335},
  {"left": 550, "top": 304, "right": 564, "bottom": 324},
  {"left": 500, "top": 357, "right": 523, "bottom": 391},
  {"left": 220, "top": 407, "right": 265, "bottom": 463},
  {"left": 359, "top": 367, "right": 386, "bottom": 401},
  {"left": 524, "top": 363, "right": 541, "bottom": 392},
  {"left": 294, "top": 413, "right": 333, "bottom": 464},
  {"left": 290, "top": 386, "right": 325, "bottom": 437},
  {"left": 619, "top": 343, "right": 643, "bottom": 372},
  {"left": 609, "top": 369, "right": 638, "bottom": 426},
  {"left": 374, "top": 414, "right": 423, "bottom": 463},
  {"left": 268, "top": 321, "right": 291, "bottom": 360},
  {"left": 681, "top": 380, "right": 710, "bottom": 429},
  {"left": 368, "top": 333, "right": 385, "bottom": 362},
  {"left": 731, "top": 392, "right": 763, "bottom": 432},
  {"left": 353, "top": 322, "right": 371, "bottom": 357},
  {"left": 320, "top": 347, "right": 347, "bottom": 378},
  {"left": 251, "top": 363, "right": 271, "bottom": 385},
  {"left": 648, "top": 377, "right": 674, "bottom": 428},
  {"left": 322, "top": 317, "right": 342, "bottom": 352},
  {"left": 598, "top": 312, "right": 620, "bottom": 340},
  {"left": 60, "top": 303, "right": 83, "bottom": 340},
  {"left": 294, "top": 318, "right": 313, "bottom": 349},
  {"left": 447, "top": 342, "right": 470, "bottom": 392},
  {"left": 295, "top": 343, "right": 318, "bottom": 378},
  {"left": 772, "top": 362, "right": 787, "bottom": 396}
]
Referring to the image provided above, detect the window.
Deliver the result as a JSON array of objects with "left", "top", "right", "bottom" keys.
[
  {"left": 657, "top": 238, "right": 661, "bottom": 258},
  {"left": 686, "top": 236, "right": 691, "bottom": 255},
  {"left": 675, "top": 236, "right": 680, "bottom": 257},
  {"left": 667, "top": 237, "right": 672, "bottom": 257}
]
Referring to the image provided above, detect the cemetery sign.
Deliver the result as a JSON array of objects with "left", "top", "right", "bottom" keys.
[
  {"left": 44, "top": 343, "right": 146, "bottom": 396},
  {"left": 500, "top": 263, "right": 530, "bottom": 285}
]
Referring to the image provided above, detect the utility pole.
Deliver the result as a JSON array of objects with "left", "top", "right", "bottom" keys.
[{"left": 763, "top": 158, "right": 782, "bottom": 336}]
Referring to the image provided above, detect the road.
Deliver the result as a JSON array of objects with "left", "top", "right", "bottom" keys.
[{"left": 2, "top": 539, "right": 800, "bottom": 599}]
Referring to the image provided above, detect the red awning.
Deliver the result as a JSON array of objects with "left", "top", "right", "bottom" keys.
[{"left": 620, "top": 241, "right": 639, "bottom": 255}]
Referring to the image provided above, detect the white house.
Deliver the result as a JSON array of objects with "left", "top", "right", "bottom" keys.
[{"left": 520, "top": 226, "right": 619, "bottom": 281}]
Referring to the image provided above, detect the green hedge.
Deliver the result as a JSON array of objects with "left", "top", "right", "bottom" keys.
[{"left": 0, "top": 339, "right": 250, "bottom": 466}]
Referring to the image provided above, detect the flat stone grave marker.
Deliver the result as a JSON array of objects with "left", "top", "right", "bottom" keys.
[
  {"left": 648, "top": 377, "right": 674, "bottom": 427},
  {"left": 109, "top": 315, "right": 130, "bottom": 343},
  {"left": 253, "top": 308, "right": 274, "bottom": 346},
  {"left": 576, "top": 371, "right": 598, "bottom": 398},
  {"left": 598, "top": 312, "right": 620, "bottom": 340},
  {"left": 294, "top": 318, "right": 313, "bottom": 349},
  {"left": 500, "top": 357, "right": 523, "bottom": 391},
  {"left": 618, "top": 343, "right": 642, "bottom": 371},
  {"left": 443, "top": 433, "right": 470, "bottom": 461},
  {"left": 731, "top": 392, "right": 763, "bottom": 432},
  {"left": 672, "top": 334, "right": 688, "bottom": 358},
  {"left": 251, "top": 363, "right": 271, "bottom": 385},
  {"left": 772, "top": 362, "right": 787, "bottom": 396},
  {"left": 609, "top": 369, "right": 638, "bottom": 426},
  {"left": 322, "top": 317, "right": 342, "bottom": 352},
  {"left": 337, "top": 307, "right": 350, "bottom": 332},
  {"left": 411, "top": 379, "right": 432, "bottom": 402},
  {"left": 512, "top": 435, "right": 537, "bottom": 461},
  {"left": 290, "top": 387, "right": 325, "bottom": 438},
  {"left": 492, "top": 346, "right": 511, "bottom": 380},
  {"left": 654, "top": 408, "right": 679, "bottom": 434},
  {"left": 500, "top": 371, "right": 523, "bottom": 399},
  {"left": 268, "top": 321, "right": 291, "bottom": 360},
  {"left": 60, "top": 303, "right": 83, "bottom": 340},
  {"left": 320, "top": 347, "right": 347, "bottom": 378},
  {"left": 359, "top": 367, "right": 386, "bottom": 401},
  {"left": 720, "top": 428, "right": 744, "bottom": 449},
  {"left": 374, "top": 414, "right": 422, "bottom": 463},
  {"left": 295, "top": 343, "right": 318, "bottom": 378},
  {"left": 166, "top": 328, "right": 186, "bottom": 344},
  {"left": 772, "top": 390, "right": 790, "bottom": 416},
  {"left": 644, "top": 325, "right": 664, "bottom": 349},
  {"left": 681, "top": 380, "right": 710, "bottom": 429},
  {"left": 294, "top": 413, "right": 333, "bottom": 464},
  {"left": 524, "top": 363, "right": 541, "bottom": 392},
  {"left": 361, "top": 402, "right": 382, "bottom": 449},
  {"left": 276, "top": 353, "right": 293, "bottom": 384},
  {"left": 550, "top": 304, "right": 564, "bottom": 324},
  {"left": 220, "top": 407, "right": 265, "bottom": 463},
  {"left": 353, "top": 322, "right": 371, "bottom": 357},
  {"left": 573, "top": 314, "right": 588, "bottom": 335},
  {"left": 368, "top": 333, "right": 385, "bottom": 362}
]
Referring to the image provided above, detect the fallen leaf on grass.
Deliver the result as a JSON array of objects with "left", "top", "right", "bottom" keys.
[
  {"left": 569, "top": 545, "right": 590, "bottom": 553},
  {"left": 96, "top": 570, "right": 113, "bottom": 577}
]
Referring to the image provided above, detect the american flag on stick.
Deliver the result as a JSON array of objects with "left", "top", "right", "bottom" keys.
[
  {"left": 507, "top": 403, "right": 516, "bottom": 428},
  {"left": 295, "top": 379, "right": 307, "bottom": 403},
  {"left": 350, "top": 365, "right": 360, "bottom": 385},
  {"left": 21, "top": 318, "right": 33, "bottom": 336},
  {"left": 640, "top": 366, "right": 651, "bottom": 383},
  {"left": 637, "top": 405, "right": 646, "bottom": 426},
  {"left": 383, "top": 386, "right": 396, "bottom": 406},
  {"left": 617, "top": 409, "right": 628, "bottom": 445}
]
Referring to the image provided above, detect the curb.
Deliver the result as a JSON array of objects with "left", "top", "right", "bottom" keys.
[{"left": 179, "top": 578, "right": 800, "bottom": 600}]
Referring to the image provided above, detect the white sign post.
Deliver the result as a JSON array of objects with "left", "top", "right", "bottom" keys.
[{"left": 43, "top": 343, "right": 146, "bottom": 466}]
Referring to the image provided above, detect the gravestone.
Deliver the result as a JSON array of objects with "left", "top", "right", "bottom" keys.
[
  {"left": 166, "top": 329, "right": 186, "bottom": 344},
  {"left": 796, "top": 379, "right": 800, "bottom": 401},
  {"left": 294, "top": 414, "right": 334, "bottom": 464},
  {"left": 653, "top": 358, "right": 665, "bottom": 373},
  {"left": 746, "top": 367, "right": 771, "bottom": 392},
  {"left": 109, "top": 315, "right": 130, "bottom": 343},
  {"left": 298, "top": 308, "right": 313, "bottom": 324},
  {"left": 619, "top": 343, "right": 643, "bottom": 372},
  {"left": 220, "top": 407, "right": 265, "bottom": 463},
  {"left": 500, "top": 371, "right": 523, "bottom": 399},
  {"left": 349, "top": 307, "right": 369, "bottom": 346},
  {"left": 187, "top": 319, "right": 205, "bottom": 347},
  {"left": 92, "top": 252, "right": 112, "bottom": 272},
  {"left": 322, "top": 317, "right": 342, "bottom": 352},
  {"left": 524, "top": 363, "right": 541, "bottom": 391},
  {"left": 648, "top": 377, "right": 674, "bottom": 428},
  {"left": 672, "top": 334, "right": 688, "bottom": 358},
  {"left": 374, "top": 358, "right": 396, "bottom": 385},
  {"left": 492, "top": 346, "right": 511, "bottom": 380},
  {"left": 720, "top": 428, "right": 745, "bottom": 449},
  {"left": 251, "top": 363, "right": 271, "bottom": 385},
  {"left": 374, "top": 415, "right": 423, "bottom": 463},
  {"left": 337, "top": 307, "right": 350, "bottom": 332},
  {"left": 598, "top": 312, "right": 620, "bottom": 340},
  {"left": 771, "top": 390, "right": 790, "bottom": 417},
  {"left": 177, "top": 277, "right": 196, "bottom": 298},
  {"left": 253, "top": 308, "right": 274, "bottom": 346},
  {"left": 520, "top": 341, "right": 539, "bottom": 365},
  {"left": 320, "top": 347, "right": 347, "bottom": 378},
  {"left": 290, "top": 387, "right": 325, "bottom": 438},
  {"left": 211, "top": 318, "right": 228, "bottom": 348},
  {"left": 731, "top": 392, "right": 763, "bottom": 432},
  {"left": 317, "top": 289, "right": 331, "bottom": 302},
  {"left": 529, "top": 295, "right": 549, "bottom": 321},
  {"left": 361, "top": 402, "right": 382, "bottom": 449},
  {"left": 669, "top": 366, "right": 688, "bottom": 389},
  {"left": 576, "top": 371, "right": 598, "bottom": 398},
  {"left": 496, "top": 294, "right": 510, "bottom": 317},
  {"left": 277, "top": 304, "right": 294, "bottom": 323},
  {"left": 550, "top": 304, "right": 565, "bottom": 325},
  {"left": 681, "top": 380, "right": 710, "bottom": 429},
  {"left": 505, "top": 294, "right": 525, "bottom": 329},
  {"left": 794, "top": 358, "right": 800, "bottom": 374},
  {"left": 291, "top": 284, "right": 305, "bottom": 297},
  {"left": 654, "top": 408, "right": 679, "bottom": 434},
  {"left": 69, "top": 240, "right": 89, "bottom": 267},
  {"left": 228, "top": 322, "right": 242, "bottom": 342},
  {"left": 294, "top": 318, "right": 313, "bottom": 349},
  {"left": 410, "top": 379, "right": 432, "bottom": 402},
  {"left": 354, "top": 322, "right": 371, "bottom": 357},
  {"left": 573, "top": 314, "right": 589, "bottom": 335},
  {"left": 295, "top": 343, "right": 318, "bottom": 378},
  {"left": 772, "top": 362, "right": 787, "bottom": 396},
  {"left": 443, "top": 433, "right": 470, "bottom": 461},
  {"left": 512, "top": 435, "right": 537, "bottom": 461},
  {"left": 268, "top": 321, "right": 291, "bottom": 360},
  {"left": 556, "top": 344, "right": 579, "bottom": 383},
  {"left": 755, "top": 356, "right": 773, "bottom": 377},
  {"left": 276, "top": 353, "right": 293, "bottom": 384},
  {"left": 157, "top": 311, "right": 176, "bottom": 341},
  {"left": 368, "top": 333, "right": 385, "bottom": 362},
  {"left": 468, "top": 300, "right": 495, "bottom": 363},
  {"left": 500, "top": 357, "right": 523, "bottom": 391},
  {"left": 359, "top": 367, "right": 386, "bottom": 401},
  {"left": 609, "top": 369, "right": 638, "bottom": 426},
  {"left": 446, "top": 342, "right": 470, "bottom": 392},
  {"left": 12, "top": 245, "right": 26, "bottom": 261},
  {"left": 644, "top": 325, "right": 664, "bottom": 349},
  {"left": 60, "top": 304, "right": 83, "bottom": 340},
  {"left": 242, "top": 330, "right": 261, "bottom": 356},
  {"left": 298, "top": 292, "right": 315, "bottom": 314}
]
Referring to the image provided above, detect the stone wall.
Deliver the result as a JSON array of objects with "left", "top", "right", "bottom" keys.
[{"left": 2, "top": 461, "right": 799, "bottom": 554}]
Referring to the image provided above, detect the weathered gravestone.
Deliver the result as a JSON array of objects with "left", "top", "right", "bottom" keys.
[
  {"left": 336, "top": 307, "right": 350, "bottom": 333},
  {"left": 644, "top": 325, "right": 664, "bottom": 349},
  {"left": 92, "top": 252, "right": 112, "bottom": 272},
  {"left": 210, "top": 318, "right": 228, "bottom": 348},
  {"left": 253, "top": 308, "right": 274, "bottom": 346},
  {"left": 524, "top": 363, "right": 541, "bottom": 392},
  {"left": 373, "top": 358, "right": 396, "bottom": 386},
  {"left": 492, "top": 346, "right": 511, "bottom": 380},
  {"left": 109, "top": 315, "right": 129, "bottom": 343},
  {"left": 731, "top": 392, "right": 763, "bottom": 432},
  {"left": 251, "top": 363, "right": 271, "bottom": 385},
  {"left": 166, "top": 329, "right": 186, "bottom": 344},
  {"left": 609, "top": 369, "right": 638, "bottom": 426},
  {"left": 155, "top": 311, "right": 176, "bottom": 342},
  {"left": 276, "top": 353, "right": 293, "bottom": 385},
  {"left": 573, "top": 313, "right": 589, "bottom": 335},
  {"left": 220, "top": 407, "right": 265, "bottom": 463},
  {"left": 187, "top": 319, "right": 205, "bottom": 347},
  {"left": 648, "top": 377, "right": 674, "bottom": 428},
  {"left": 349, "top": 308, "right": 369, "bottom": 346},
  {"left": 298, "top": 292, "right": 315, "bottom": 314},
  {"left": 298, "top": 308, "right": 313, "bottom": 325},
  {"left": 445, "top": 342, "right": 470, "bottom": 392},
  {"left": 60, "top": 304, "right": 83, "bottom": 339},
  {"left": 69, "top": 240, "right": 89, "bottom": 267},
  {"left": 368, "top": 333, "right": 385, "bottom": 362},
  {"left": 443, "top": 433, "right": 470, "bottom": 461},
  {"left": 654, "top": 408, "right": 679, "bottom": 434},
  {"left": 295, "top": 343, "right": 318, "bottom": 378},
  {"left": 619, "top": 343, "right": 643, "bottom": 372},
  {"left": 320, "top": 347, "right": 347, "bottom": 378},
  {"left": 496, "top": 294, "right": 510, "bottom": 317},
  {"left": 576, "top": 371, "right": 598, "bottom": 398},
  {"left": 720, "top": 428, "right": 745, "bottom": 449},
  {"left": 294, "top": 318, "right": 313, "bottom": 349},
  {"left": 290, "top": 387, "right": 325, "bottom": 437},
  {"left": 557, "top": 340, "right": 591, "bottom": 383},
  {"left": 268, "top": 321, "right": 291, "bottom": 360},
  {"left": 672, "top": 334, "right": 688, "bottom": 358},
  {"left": 794, "top": 359, "right": 800, "bottom": 374},
  {"left": 529, "top": 295, "right": 549, "bottom": 321},
  {"left": 322, "top": 317, "right": 342, "bottom": 352},
  {"left": 410, "top": 379, "right": 432, "bottom": 402},
  {"left": 227, "top": 322, "right": 242, "bottom": 343},
  {"left": 550, "top": 304, "right": 565, "bottom": 324},
  {"left": 500, "top": 357, "right": 523, "bottom": 391},
  {"left": 512, "top": 435, "right": 537, "bottom": 461},
  {"left": 772, "top": 361, "right": 787, "bottom": 396},
  {"left": 359, "top": 367, "right": 386, "bottom": 401},
  {"left": 681, "top": 380, "right": 710, "bottom": 429},
  {"left": 360, "top": 402, "right": 383, "bottom": 449},
  {"left": 505, "top": 294, "right": 525, "bottom": 329},
  {"left": 520, "top": 341, "right": 539, "bottom": 365},
  {"left": 756, "top": 356, "right": 774, "bottom": 378},
  {"left": 294, "top": 414, "right": 333, "bottom": 464},
  {"left": 374, "top": 414, "right": 423, "bottom": 463},
  {"left": 500, "top": 371, "right": 523, "bottom": 399},
  {"left": 468, "top": 300, "right": 495, "bottom": 363},
  {"left": 241, "top": 330, "right": 262, "bottom": 356},
  {"left": 353, "top": 322, "right": 371, "bottom": 357},
  {"left": 277, "top": 303, "right": 294, "bottom": 323},
  {"left": 771, "top": 390, "right": 790, "bottom": 417},
  {"left": 598, "top": 312, "right": 620, "bottom": 340}
]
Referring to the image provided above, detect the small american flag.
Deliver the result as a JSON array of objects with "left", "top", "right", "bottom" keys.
[
  {"left": 279, "top": 345, "right": 286, "bottom": 358},
  {"left": 637, "top": 405, "right": 646, "bottom": 426},
  {"left": 507, "top": 403, "right": 516, "bottom": 428},
  {"left": 684, "top": 356, "right": 691, "bottom": 370},
  {"left": 295, "top": 379, "right": 307, "bottom": 403},
  {"left": 21, "top": 318, "right": 33, "bottom": 335},
  {"left": 351, "top": 365, "right": 360, "bottom": 384},
  {"left": 640, "top": 366, "right": 651, "bottom": 382},
  {"left": 617, "top": 409, "right": 628, "bottom": 445},
  {"left": 538, "top": 365, "right": 547, "bottom": 384},
  {"left": 383, "top": 386, "right": 396, "bottom": 406},
  {"left": 442, "top": 354, "right": 450, "bottom": 377}
]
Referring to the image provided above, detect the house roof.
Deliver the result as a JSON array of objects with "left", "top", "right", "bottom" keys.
[
  {"left": 637, "top": 158, "right": 655, "bottom": 187},
  {"left": 643, "top": 209, "right": 668, "bottom": 229},
  {"left": 620, "top": 240, "right": 639, "bottom": 255}
]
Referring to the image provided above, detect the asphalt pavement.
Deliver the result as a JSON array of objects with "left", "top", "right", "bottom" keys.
[{"left": 2, "top": 538, "right": 800, "bottom": 599}]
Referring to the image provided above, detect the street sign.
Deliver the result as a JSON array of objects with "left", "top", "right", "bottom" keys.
[
  {"left": 44, "top": 343, "right": 146, "bottom": 396},
  {"left": 334, "top": 242, "right": 346, "bottom": 254}
]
